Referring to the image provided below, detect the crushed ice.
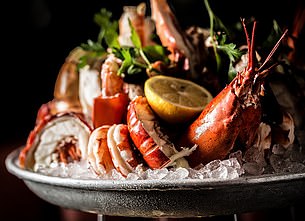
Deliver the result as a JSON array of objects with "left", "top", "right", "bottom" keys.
[
  {"left": 35, "top": 142, "right": 305, "bottom": 181},
  {"left": 36, "top": 157, "right": 244, "bottom": 180}
]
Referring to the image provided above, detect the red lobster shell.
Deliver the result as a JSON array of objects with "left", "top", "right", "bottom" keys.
[
  {"left": 180, "top": 20, "right": 288, "bottom": 167},
  {"left": 127, "top": 96, "right": 193, "bottom": 169}
]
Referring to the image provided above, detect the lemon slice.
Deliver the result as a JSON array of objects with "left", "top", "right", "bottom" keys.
[{"left": 144, "top": 75, "right": 213, "bottom": 124}]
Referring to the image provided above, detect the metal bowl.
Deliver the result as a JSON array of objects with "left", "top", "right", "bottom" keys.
[{"left": 5, "top": 147, "right": 305, "bottom": 218}]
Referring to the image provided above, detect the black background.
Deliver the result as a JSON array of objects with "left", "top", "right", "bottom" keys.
[
  {"left": 1, "top": 0, "right": 297, "bottom": 144},
  {"left": 1, "top": 1, "right": 303, "bottom": 221}
]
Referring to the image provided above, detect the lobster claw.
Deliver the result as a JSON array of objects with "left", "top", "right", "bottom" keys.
[{"left": 93, "top": 92, "right": 129, "bottom": 128}]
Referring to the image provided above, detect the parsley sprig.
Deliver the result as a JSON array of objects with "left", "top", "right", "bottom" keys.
[
  {"left": 113, "top": 19, "right": 170, "bottom": 76},
  {"left": 79, "top": 8, "right": 170, "bottom": 77},
  {"left": 78, "top": 8, "right": 119, "bottom": 69},
  {"left": 204, "top": 0, "right": 242, "bottom": 81}
]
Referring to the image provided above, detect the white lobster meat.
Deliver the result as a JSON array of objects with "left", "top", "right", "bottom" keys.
[{"left": 19, "top": 113, "right": 92, "bottom": 171}]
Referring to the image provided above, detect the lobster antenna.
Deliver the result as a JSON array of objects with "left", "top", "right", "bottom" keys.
[
  {"left": 241, "top": 19, "right": 250, "bottom": 58},
  {"left": 250, "top": 21, "right": 257, "bottom": 71},
  {"left": 241, "top": 19, "right": 256, "bottom": 72},
  {"left": 258, "top": 29, "right": 288, "bottom": 72}
]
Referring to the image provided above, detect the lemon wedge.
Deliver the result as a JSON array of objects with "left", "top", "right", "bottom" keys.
[{"left": 144, "top": 75, "right": 213, "bottom": 124}]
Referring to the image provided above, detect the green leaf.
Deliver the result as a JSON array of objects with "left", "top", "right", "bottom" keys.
[
  {"left": 217, "top": 43, "right": 242, "bottom": 63},
  {"left": 118, "top": 48, "right": 133, "bottom": 75},
  {"left": 263, "top": 20, "right": 283, "bottom": 49},
  {"left": 204, "top": 0, "right": 242, "bottom": 81},
  {"left": 78, "top": 56, "right": 89, "bottom": 69},
  {"left": 129, "top": 19, "right": 142, "bottom": 49},
  {"left": 127, "top": 64, "right": 142, "bottom": 75},
  {"left": 79, "top": 7, "right": 171, "bottom": 78},
  {"left": 143, "top": 45, "right": 170, "bottom": 64},
  {"left": 104, "top": 28, "right": 120, "bottom": 49},
  {"left": 80, "top": 40, "right": 105, "bottom": 52},
  {"left": 94, "top": 8, "right": 120, "bottom": 48},
  {"left": 78, "top": 8, "right": 121, "bottom": 67},
  {"left": 94, "top": 8, "right": 113, "bottom": 27},
  {"left": 217, "top": 41, "right": 243, "bottom": 81}
]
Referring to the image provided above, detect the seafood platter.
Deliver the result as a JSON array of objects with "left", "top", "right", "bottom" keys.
[{"left": 6, "top": 0, "right": 305, "bottom": 218}]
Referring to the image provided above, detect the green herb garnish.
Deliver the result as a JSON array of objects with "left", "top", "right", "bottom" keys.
[
  {"left": 204, "top": 0, "right": 242, "bottom": 80},
  {"left": 78, "top": 8, "right": 119, "bottom": 69},
  {"left": 113, "top": 18, "right": 170, "bottom": 76},
  {"left": 79, "top": 8, "right": 170, "bottom": 77}
]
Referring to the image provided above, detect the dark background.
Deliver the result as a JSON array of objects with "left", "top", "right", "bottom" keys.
[
  {"left": 1, "top": 0, "right": 303, "bottom": 221},
  {"left": 0, "top": 0, "right": 297, "bottom": 144}
]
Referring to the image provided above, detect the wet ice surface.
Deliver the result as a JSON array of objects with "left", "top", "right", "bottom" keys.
[
  {"left": 36, "top": 157, "right": 244, "bottom": 180},
  {"left": 240, "top": 143, "right": 305, "bottom": 176},
  {"left": 36, "top": 145, "right": 305, "bottom": 180},
  {"left": 126, "top": 157, "right": 244, "bottom": 180},
  {"left": 37, "top": 159, "right": 98, "bottom": 179}
]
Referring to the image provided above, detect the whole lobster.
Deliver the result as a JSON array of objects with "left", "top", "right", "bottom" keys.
[{"left": 180, "top": 19, "right": 288, "bottom": 168}]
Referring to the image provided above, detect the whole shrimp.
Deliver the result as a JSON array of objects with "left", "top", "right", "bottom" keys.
[
  {"left": 87, "top": 124, "right": 140, "bottom": 177},
  {"left": 180, "top": 20, "right": 288, "bottom": 167}
]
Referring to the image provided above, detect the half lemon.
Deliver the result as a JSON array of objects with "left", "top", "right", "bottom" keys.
[{"left": 144, "top": 75, "right": 213, "bottom": 124}]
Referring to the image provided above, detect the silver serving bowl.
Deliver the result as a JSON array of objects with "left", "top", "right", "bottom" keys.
[{"left": 5, "top": 147, "right": 305, "bottom": 218}]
